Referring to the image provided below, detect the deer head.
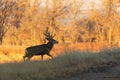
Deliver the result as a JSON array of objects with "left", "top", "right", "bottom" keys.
[{"left": 44, "top": 28, "right": 58, "bottom": 44}]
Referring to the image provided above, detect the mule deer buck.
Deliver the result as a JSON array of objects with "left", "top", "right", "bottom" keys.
[{"left": 23, "top": 29, "right": 58, "bottom": 61}]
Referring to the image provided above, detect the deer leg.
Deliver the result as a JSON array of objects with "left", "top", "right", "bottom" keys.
[
  {"left": 23, "top": 55, "right": 27, "bottom": 61},
  {"left": 41, "top": 55, "right": 43, "bottom": 61},
  {"left": 23, "top": 51, "right": 28, "bottom": 61},
  {"left": 23, "top": 53, "right": 28, "bottom": 61},
  {"left": 26, "top": 55, "right": 33, "bottom": 61},
  {"left": 47, "top": 54, "right": 53, "bottom": 59}
]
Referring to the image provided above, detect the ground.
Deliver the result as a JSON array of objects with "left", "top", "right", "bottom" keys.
[{"left": 60, "top": 64, "right": 120, "bottom": 80}]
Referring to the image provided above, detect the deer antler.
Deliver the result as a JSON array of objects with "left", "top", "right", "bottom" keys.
[
  {"left": 44, "top": 27, "right": 56, "bottom": 40},
  {"left": 51, "top": 32, "right": 56, "bottom": 38},
  {"left": 44, "top": 27, "right": 51, "bottom": 39}
]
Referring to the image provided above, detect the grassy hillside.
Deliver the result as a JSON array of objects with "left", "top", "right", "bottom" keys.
[{"left": 0, "top": 48, "right": 120, "bottom": 80}]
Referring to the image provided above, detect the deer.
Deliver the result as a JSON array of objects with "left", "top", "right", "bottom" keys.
[{"left": 23, "top": 29, "right": 58, "bottom": 61}]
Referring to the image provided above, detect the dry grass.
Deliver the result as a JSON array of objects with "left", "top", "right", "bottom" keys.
[
  {"left": 0, "top": 47, "right": 120, "bottom": 80},
  {"left": 0, "top": 43, "right": 109, "bottom": 63}
]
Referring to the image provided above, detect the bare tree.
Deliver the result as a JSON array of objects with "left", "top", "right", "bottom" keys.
[
  {"left": 102, "top": 0, "right": 120, "bottom": 46},
  {"left": 0, "top": 0, "right": 15, "bottom": 44},
  {"left": 68, "top": 0, "right": 84, "bottom": 43}
]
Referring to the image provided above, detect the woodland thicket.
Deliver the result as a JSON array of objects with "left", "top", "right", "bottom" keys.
[{"left": 0, "top": 0, "right": 120, "bottom": 47}]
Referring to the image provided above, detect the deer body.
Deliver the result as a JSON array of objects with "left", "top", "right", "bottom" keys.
[
  {"left": 23, "top": 29, "right": 58, "bottom": 61},
  {"left": 25, "top": 42, "right": 54, "bottom": 55}
]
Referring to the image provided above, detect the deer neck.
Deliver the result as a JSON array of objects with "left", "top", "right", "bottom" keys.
[{"left": 46, "top": 42, "right": 54, "bottom": 50}]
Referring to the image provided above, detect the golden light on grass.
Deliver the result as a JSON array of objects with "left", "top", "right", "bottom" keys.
[{"left": 0, "top": 42, "right": 112, "bottom": 63}]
